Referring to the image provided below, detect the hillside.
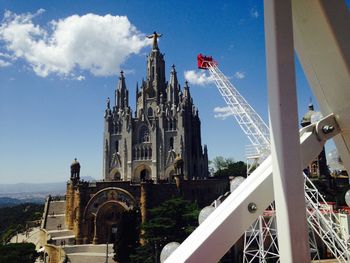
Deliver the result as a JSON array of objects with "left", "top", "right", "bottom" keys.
[{"left": 0, "top": 203, "right": 44, "bottom": 243}]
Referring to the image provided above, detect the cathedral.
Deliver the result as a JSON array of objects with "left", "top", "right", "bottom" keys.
[
  {"left": 103, "top": 32, "right": 208, "bottom": 182},
  {"left": 53, "top": 34, "right": 228, "bottom": 246}
]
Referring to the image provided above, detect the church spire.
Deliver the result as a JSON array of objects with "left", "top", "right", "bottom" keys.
[
  {"left": 145, "top": 32, "right": 166, "bottom": 100},
  {"left": 116, "top": 71, "right": 129, "bottom": 109},
  {"left": 167, "top": 64, "right": 179, "bottom": 105},
  {"left": 184, "top": 81, "right": 191, "bottom": 99}
]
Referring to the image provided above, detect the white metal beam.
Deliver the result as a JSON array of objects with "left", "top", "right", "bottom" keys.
[
  {"left": 292, "top": 0, "right": 350, "bottom": 174},
  {"left": 165, "top": 114, "right": 340, "bottom": 262},
  {"left": 264, "top": 1, "right": 310, "bottom": 261}
]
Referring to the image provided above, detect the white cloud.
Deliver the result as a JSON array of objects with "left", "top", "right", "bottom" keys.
[
  {"left": 213, "top": 106, "right": 234, "bottom": 120},
  {"left": 250, "top": 8, "right": 259, "bottom": 18},
  {"left": 0, "top": 59, "right": 11, "bottom": 67},
  {"left": 234, "top": 71, "right": 245, "bottom": 79},
  {"left": 0, "top": 10, "right": 151, "bottom": 77},
  {"left": 75, "top": 75, "right": 85, "bottom": 81},
  {"left": 184, "top": 70, "right": 213, "bottom": 86}
]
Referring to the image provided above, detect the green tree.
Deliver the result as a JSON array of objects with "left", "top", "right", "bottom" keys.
[
  {"left": 212, "top": 156, "right": 247, "bottom": 178},
  {"left": 130, "top": 197, "right": 199, "bottom": 263},
  {"left": 113, "top": 209, "right": 140, "bottom": 263},
  {"left": 212, "top": 156, "right": 235, "bottom": 171},
  {"left": 0, "top": 204, "right": 43, "bottom": 243},
  {"left": 0, "top": 243, "right": 38, "bottom": 263}
]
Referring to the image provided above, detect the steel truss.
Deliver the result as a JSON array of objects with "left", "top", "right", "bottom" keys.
[{"left": 202, "top": 61, "right": 349, "bottom": 262}]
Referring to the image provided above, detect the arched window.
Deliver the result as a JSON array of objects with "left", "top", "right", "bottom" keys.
[
  {"left": 148, "top": 107, "right": 153, "bottom": 117},
  {"left": 139, "top": 126, "right": 150, "bottom": 143},
  {"left": 170, "top": 137, "right": 174, "bottom": 149},
  {"left": 115, "top": 140, "right": 119, "bottom": 153},
  {"left": 140, "top": 169, "right": 150, "bottom": 182},
  {"left": 113, "top": 172, "right": 121, "bottom": 181}
]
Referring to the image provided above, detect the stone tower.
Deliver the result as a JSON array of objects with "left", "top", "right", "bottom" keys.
[{"left": 103, "top": 33, "right": 208, "bottom": 182}]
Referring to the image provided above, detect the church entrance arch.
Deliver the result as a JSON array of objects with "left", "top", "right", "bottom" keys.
[
  {"left": 133, "top": 164, "right": 152, "bottom": 182},
  {"left": 95, "top": 201, "right": 124, "bottom": 243},
  {"left": 83, "top": 187, "right": 136, "bottom": 244}
]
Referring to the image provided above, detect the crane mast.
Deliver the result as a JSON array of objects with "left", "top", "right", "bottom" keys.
[{"left": 197, "top": 54, "right": 350, "bottom": 262}]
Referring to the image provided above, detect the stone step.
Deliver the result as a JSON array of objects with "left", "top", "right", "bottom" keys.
[
  {"left": 45, "top": 214, "right": 66, "bottom": 231},
  {"left": 63, "top": 244, "right": 113, "bottom": 254},
  {"left": 66, "top": 254, "right": 114, "bottom": 263},
  {"left": 48, "top": 229, "right": 74, "bottom": 238},
  {"left": 48, "top": 200, "right": 66, "bottom": 215}
]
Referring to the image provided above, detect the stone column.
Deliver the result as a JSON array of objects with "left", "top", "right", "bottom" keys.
[
  {"left": 140, "top": 182, "right": 150, "bottom": 223},
  {"left": 75, "top": 187, "right": 83, "bottom": 245},
  {"left": 66, "top": 182, "right": 75, "bottom": 230},
  {"left": 92, "top": 216, "right": 99, "bottom": 244},
  {"left": 140, "top": 181, "right": 151, "bottom": 245}
]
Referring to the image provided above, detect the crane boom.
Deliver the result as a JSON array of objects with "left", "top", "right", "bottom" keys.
[{"left": 198, "top": 54, "right": 270, "bottom": 159}]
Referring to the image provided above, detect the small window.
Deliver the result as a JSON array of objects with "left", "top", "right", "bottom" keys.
[
  {"left": 148, "top": 107, "right": 153, "bottom": 117},
  {"left": 115, "top": 140, "right": 119, "bottom": 153},
  {"left": 139, "top": 126, "right": 150, "bottom": 143},
  {"left": 170, "top": 137, "right": 174, "bottom": 149}
]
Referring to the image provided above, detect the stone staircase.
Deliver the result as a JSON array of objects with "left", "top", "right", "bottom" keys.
[
  {"left": 42, "top": 197, "right": 115, "bottom": 263},
  {"left": 64, "top": 244, "right": 114, "bottom": 263},
  {"left": 44, "top": 199, "right": 75, "bottom": 246}
]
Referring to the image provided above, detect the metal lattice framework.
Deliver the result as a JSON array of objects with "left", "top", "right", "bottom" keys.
[
  {"left": 207, "top": 63, "right": 270, "bottom": 160},
  {"left": 199, "top": 59, "right": 350, "bottom": 262},
  {"left": 243, "top": 205, "right": 279, "bottom": 263},
  {"left": 304, "top": 175, "right": 350, "bottom": 262}
]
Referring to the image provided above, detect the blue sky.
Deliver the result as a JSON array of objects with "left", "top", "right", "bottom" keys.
[{"left": 0, "top": 1, "right": 344, "bottom": 184}]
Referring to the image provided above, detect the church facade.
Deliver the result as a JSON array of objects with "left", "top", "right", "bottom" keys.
[
  {"left": 61, "top": 35, "right": 228, "bottom": 245},
  {"left": 103, "top": 33, "right": 208, "bottom": 182}
]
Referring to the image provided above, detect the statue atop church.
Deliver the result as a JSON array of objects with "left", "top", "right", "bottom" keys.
[
  {"left": 70, "top": 158, "right": 80, "bottom": 181},
  {"left": 147, "top": 31, "right": 162, "bottom": 50}
]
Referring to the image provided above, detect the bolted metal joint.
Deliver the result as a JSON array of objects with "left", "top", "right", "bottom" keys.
[
  {"left": 248, "top": 202, "right": 257, "bottom": 213},
  {"left": 322, "top": 125, "right": 334, "bottom": 134}
]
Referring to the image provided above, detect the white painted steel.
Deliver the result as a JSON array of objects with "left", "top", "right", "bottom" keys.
[
  {"left": 166, "top": 0, "right": 350, "bottom": 261},
  {"left": 304, "top": 175, "right": 350, "bottom": 262},
  {"left": 165, "top": 156, "right": 274, "bottom": 263},
  {"left": 243, "top": 205, "right": 280, "bottom": 263},
  {"left": 264, "top": 1, "right": 310, "bottom": 261},
  {"left": 207, "top": 63, "right": 270, "bottom": 160},
  {"left": 165, "top": 117, "right": 341, "bottom": 262},
  {"left": 292, "top": 0, "right": 350, "bottom": 174}
]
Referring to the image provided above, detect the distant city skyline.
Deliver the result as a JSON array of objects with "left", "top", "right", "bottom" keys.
[{"left": 1, "top": 1, "right": 348, "bottom": 183}]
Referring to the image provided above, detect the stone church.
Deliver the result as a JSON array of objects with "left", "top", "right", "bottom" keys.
[
  {"left": 56, "top": 34, "right": 228, "bottom": 246},
  {"left": 103, "top": 32, "right": 208, "bottom": 182}
]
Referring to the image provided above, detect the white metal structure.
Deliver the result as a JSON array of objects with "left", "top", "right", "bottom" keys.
[
  {"left": 198, "top": 39, "right": 349, "bottom": 263},
  {"left": 166, "top": 0, "right": 350, "bottom": 262},
  {"left": 243, "top": 205, "right": 280, "bottom": 263},
  {"left": 206, "top": 61, "right": 270, "bottom": 158},
  {"left": 304, "top": 175, "right": 349, "bottom": 261}
]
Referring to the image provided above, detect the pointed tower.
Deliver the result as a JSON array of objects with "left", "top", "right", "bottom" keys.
[
  {"left": 145, "top": 32, "right": 166, "bottom": 101},
  {"left": 167, "top": 64, "right": 180, "bottom": 105},
  {"left": 115, "top": 71, "right": 129, "bottom": 109}
]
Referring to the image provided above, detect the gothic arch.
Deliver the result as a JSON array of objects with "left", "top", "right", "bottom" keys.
[
  {"left": 165, "top": 165, "right": 175, "bottom": 182},
  {"left": 148, "top": 107, "right": 154, "bottom": 117},
  {"left": 94, "top": 201, "right": 127, "bottom": 243},
  {"left": 166, "top": 150, "right": 176, "bottom": 166},
  {"left": 133, "top": 164, "right": 152, "bottom": 182},
  {"left": 109, "top": 167, "right": 121, "bottom": 181},
  {"left": 83, "top": 187, "right": 136, "bottom": 220}
]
